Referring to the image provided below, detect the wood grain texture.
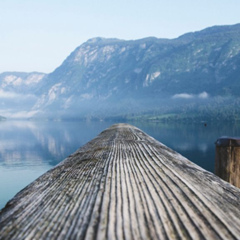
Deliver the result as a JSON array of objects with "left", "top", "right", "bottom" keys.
[
  {"left": 0, "top": 123, "right": 240, "bottom": 240},
  {"left": 215, "top": 137, "right": 240, "bottom": 188}
]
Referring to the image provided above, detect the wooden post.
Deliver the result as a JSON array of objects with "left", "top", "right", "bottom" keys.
[
  {"left": 0, "top": 124, "right": 240, "bottom": 239},
  {"left": 215, "top": 137, "right": 240, "bottom": 188}
]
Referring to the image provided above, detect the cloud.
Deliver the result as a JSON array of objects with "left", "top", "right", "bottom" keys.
[
  {"left": 6, "top": 110, "right": 40, "bottom": 119},
  {"left": 80, "top": 93, "right": 93, "bottom": 100},
  {"left": 0, "top": 90, "right": 39, "bottom": 118},
  {"left": 0, "top": 90, "right": 19, "bottom": 99},
  {"left": 0, "top": 90, "right": 36, "bottom": 100},
  {"left": 172, "top": 92, "right": 209, "bottom": 99},
  {"left": 198, "top": 91, "right": 209, "bottom": 99},
  {"left": 172, "top": 93, "right": 194, "bottom": 99}
]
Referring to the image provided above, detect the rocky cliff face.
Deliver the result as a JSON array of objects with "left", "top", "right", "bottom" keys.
[{"left": 1, "top": 24, "right": 240, "bottom": 119}]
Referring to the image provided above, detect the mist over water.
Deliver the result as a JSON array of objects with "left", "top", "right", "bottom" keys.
[{"left": 1, "top": 120, "right": 240, "bottom": 209}]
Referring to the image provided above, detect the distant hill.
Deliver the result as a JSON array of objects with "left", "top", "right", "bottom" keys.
[
  {"left": 1, "top": 23, "right": 240, "bottom": 121},
  {"left": 0, "top": 72, "right": 46, "bottom": 118}
]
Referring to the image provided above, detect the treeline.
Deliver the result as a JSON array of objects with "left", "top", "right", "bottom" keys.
[{"left": 111, "top": 96, "right": 240, "bottom": 123}]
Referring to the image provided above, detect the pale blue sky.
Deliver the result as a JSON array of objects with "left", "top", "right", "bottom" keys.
[{"left": 0, "top": 0, "right": 239, "bottom": 73}]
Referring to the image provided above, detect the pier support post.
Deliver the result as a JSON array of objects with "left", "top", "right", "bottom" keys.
[{"left": 215, "top": 137, "right": 240, "bottom": 188}]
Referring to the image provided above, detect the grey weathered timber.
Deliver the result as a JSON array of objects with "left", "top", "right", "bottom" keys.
[
  {"left": 0, "top": 123, "right": 240, "bottom": 240},
  {"left": 215, "top": 137, "right": 240, "bottom": 188}
]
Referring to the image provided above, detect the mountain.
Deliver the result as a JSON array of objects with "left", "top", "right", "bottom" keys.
[{"left": 1, "top": 23, "right": 240, "bottom": 120}]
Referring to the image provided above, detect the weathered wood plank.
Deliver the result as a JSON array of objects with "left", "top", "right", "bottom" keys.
[
  {"left": 215, "top": 137, "right": 240, "bottom": 188},
  {"left": 0, "top": 123, "right": 240, "bottom": 240}
]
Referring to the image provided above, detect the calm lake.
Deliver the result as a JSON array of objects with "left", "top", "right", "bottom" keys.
[{"left": 1, "top": 120, "right": 240, "bottom": 209}]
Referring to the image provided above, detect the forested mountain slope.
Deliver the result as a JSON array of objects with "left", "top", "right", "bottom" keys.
[{"left": 1, "top": 24, "right": 240, "bottom": 120}]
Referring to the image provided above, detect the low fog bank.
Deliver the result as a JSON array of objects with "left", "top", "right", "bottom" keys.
[{"left": 1, "top": 88, "right": 239, "bottom": 122}]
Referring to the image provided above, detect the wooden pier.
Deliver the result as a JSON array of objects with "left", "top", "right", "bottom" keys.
[{"left": 0, "top": 123, "right": 240, "bottom": 240}]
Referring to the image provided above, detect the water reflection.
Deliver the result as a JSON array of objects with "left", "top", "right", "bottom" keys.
[
  {"left": 0, "top": 120, "right": 113, "bottom": 209},
  {"left": 1, "top": 120, "right": 240, "bottom": 209},
  {"left": 133, "top": 121, "right": 240, "bottom": 173}
]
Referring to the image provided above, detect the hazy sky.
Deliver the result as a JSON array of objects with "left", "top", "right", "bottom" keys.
[{"left": 0, "top": 0, "right": 239, "bottom": 73}]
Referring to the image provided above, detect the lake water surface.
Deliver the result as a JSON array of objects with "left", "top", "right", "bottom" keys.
[{"left": 1, "top": 120, "right": 240, "bottom": 209}]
